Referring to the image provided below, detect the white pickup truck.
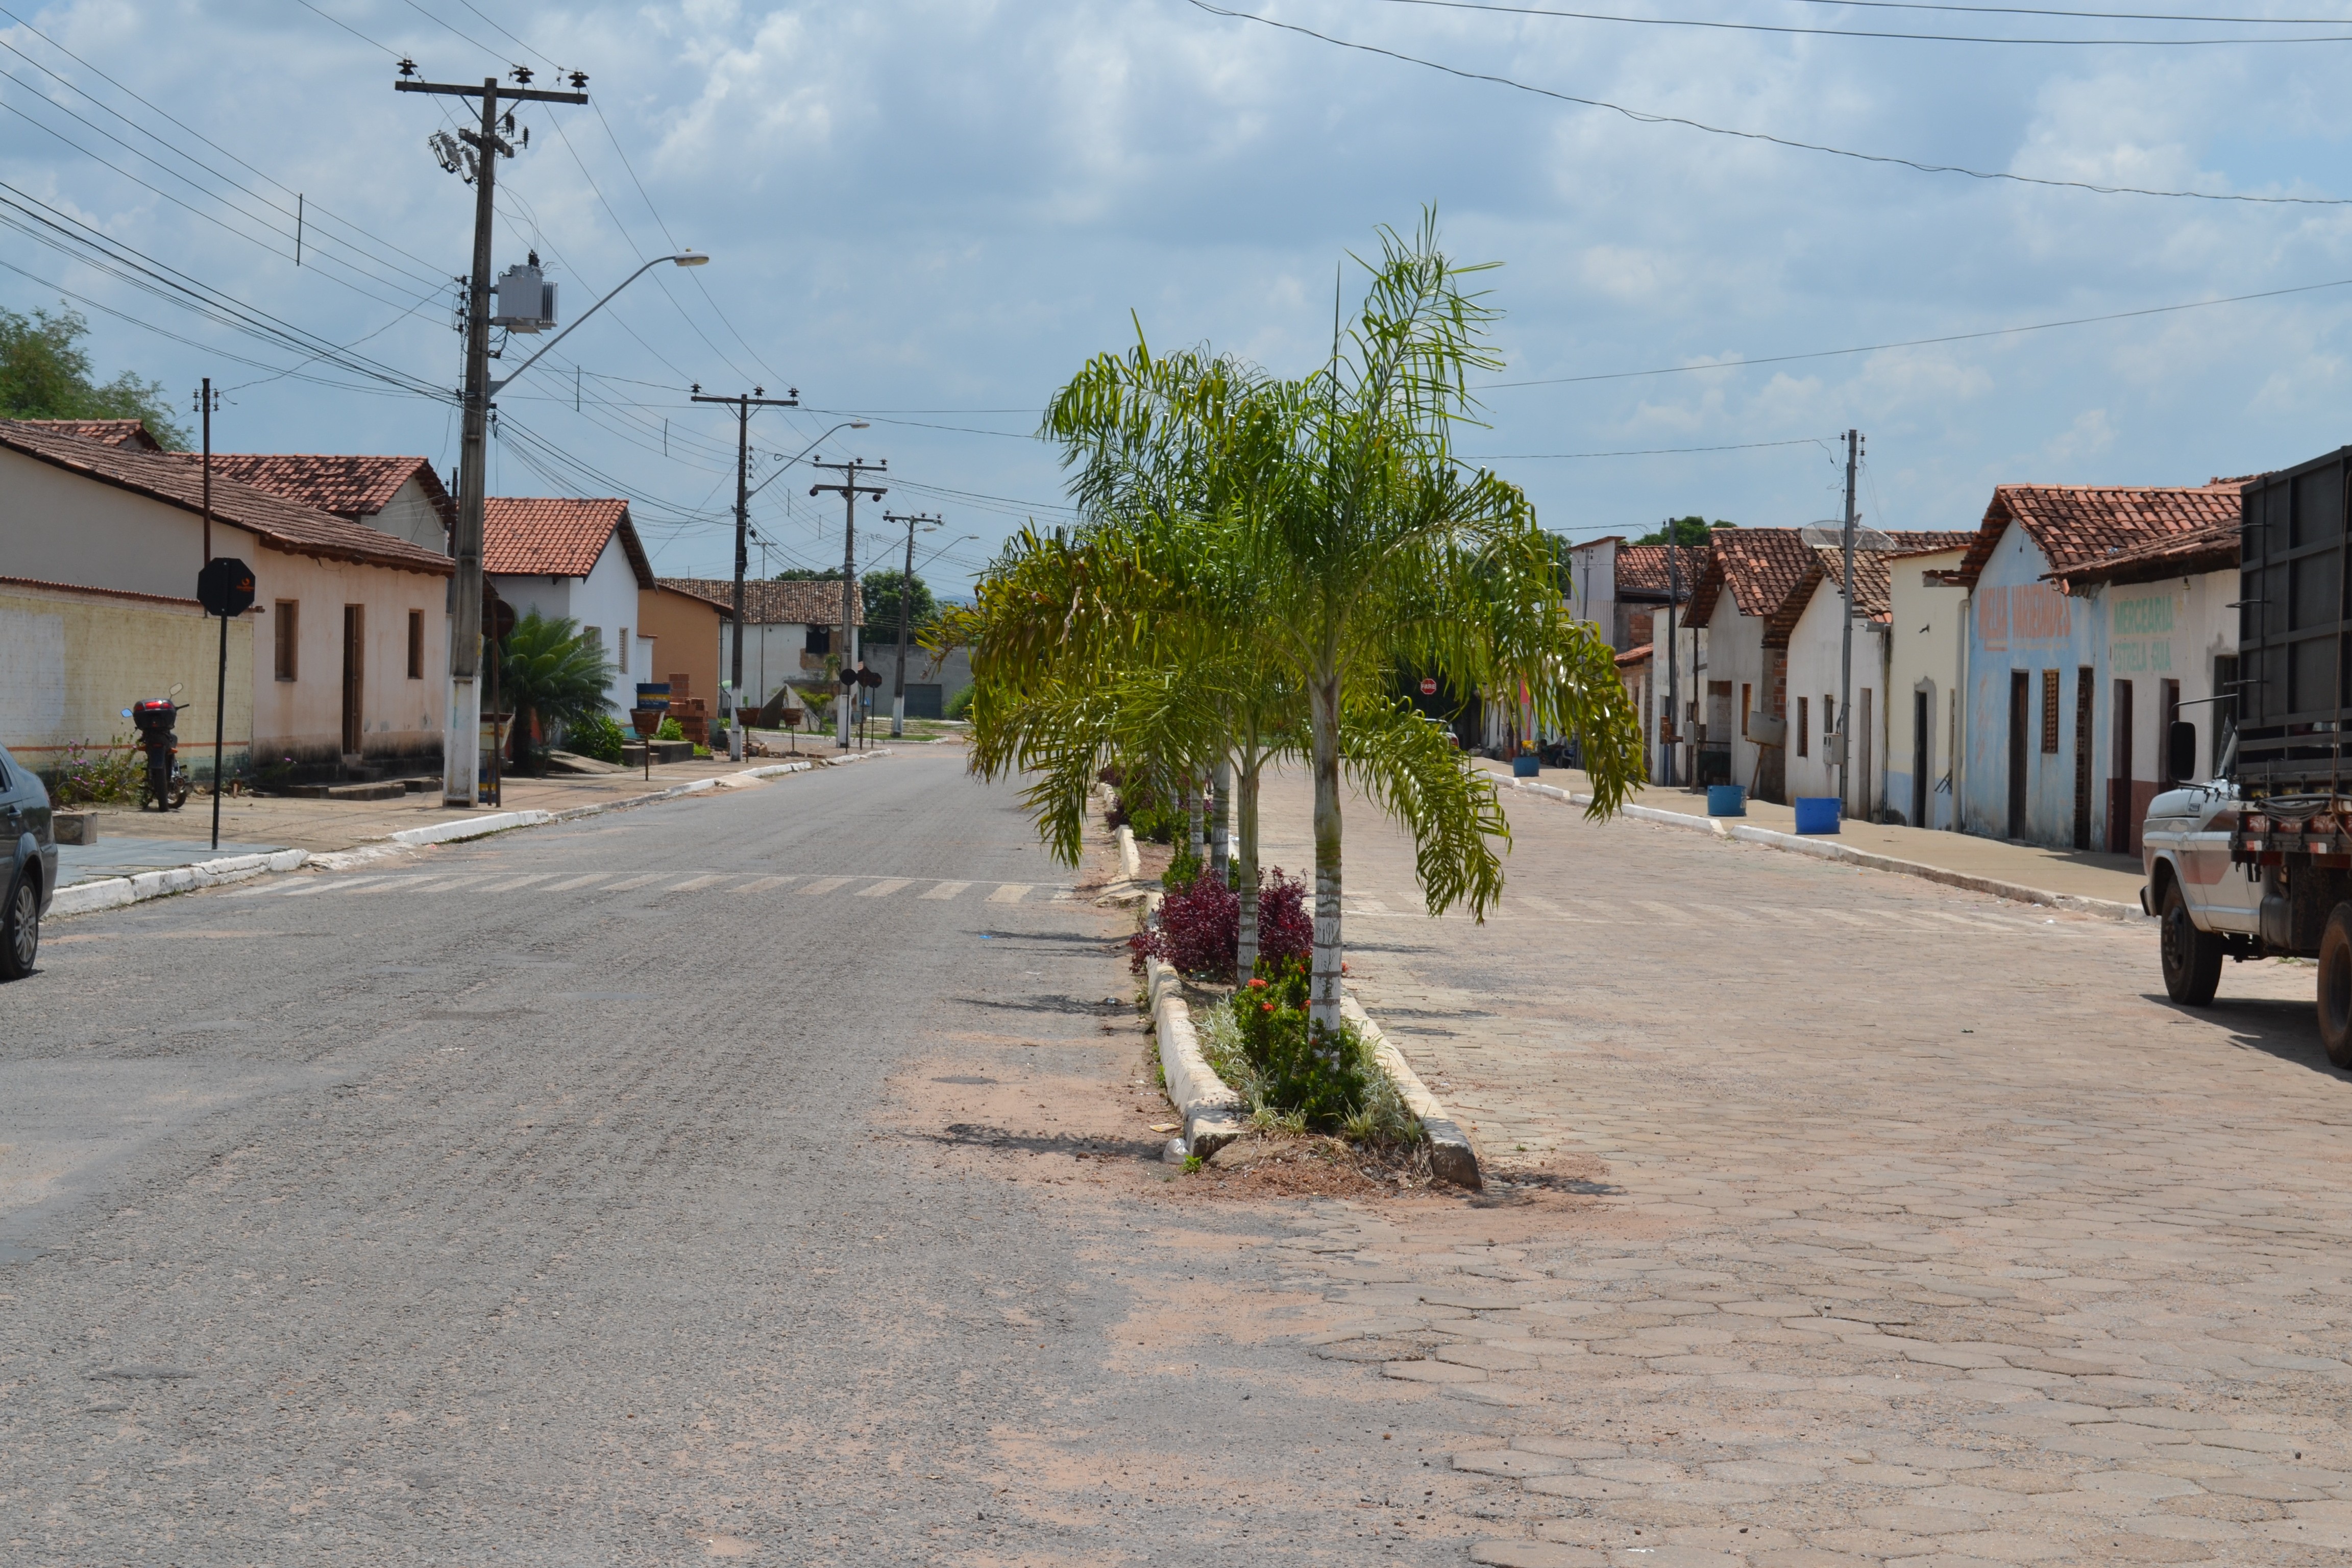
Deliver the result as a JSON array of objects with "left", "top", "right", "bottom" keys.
[{"left": 2143, "top": 728, "right": 2352, "bottom": 1068}]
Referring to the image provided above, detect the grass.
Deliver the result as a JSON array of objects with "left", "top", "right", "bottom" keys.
[{"left": 1191, "top": 988, "right": 1423, "bottom": 1149}]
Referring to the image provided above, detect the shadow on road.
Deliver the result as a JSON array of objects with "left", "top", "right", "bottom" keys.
[
  {"left": 956, "top": 994, "right": 1131, "bottom": 1017},
  {"left": 2143, "top": 991, "right": 2352, "bottom": 1080},
  {"left": 913, "top": 1123, "right": 1163, "bottom": 1160}
]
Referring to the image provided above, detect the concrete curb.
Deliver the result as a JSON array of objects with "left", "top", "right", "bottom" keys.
[
  {"left": 50, "top": 847, "right": 309, "bottom": 918},
  {"left": 1502, "top": 775, "right": 2146, "bottom": 923},
  {"left": 1116, "top": 825, "right": 1141, "bottom": 881},
  {"left": 1339, "top": 993, "right": 1483, "bottom": 1190},
  {"left": 1140, "top": 895, "right": 1249, "bottom": 1159}
]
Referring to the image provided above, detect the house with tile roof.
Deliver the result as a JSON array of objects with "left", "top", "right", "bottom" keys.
[
  {"left": 1685, "top": 529, "right": 1817, "bottom": 800},
  {"left": 1885, "top": 543, "right": 1975, "bottom": 830},
  {"left": 0, "top": 420, "right": 452, "bottom": 775},
  {"left": 484, "top": 498, "right": 655, "bottom": 721},
  {"left": 1953, "top": 481, "right": 2244, "bottom": 854},
  {"left": 1771, "top": 533, "right": 1975, "bottom": 817},
  {"left": 14, "top": 418, "right": 166, "bottom": 451},
  {"left": 170, "top": 454, "right": 455, "bottom": 556},
  {"left": 659, "top": 577, "right": 887, "bottom": 713}
]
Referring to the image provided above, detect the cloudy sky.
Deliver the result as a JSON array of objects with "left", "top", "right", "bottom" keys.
[{"left": 5, "top": 0, "right": 2351, "bottom": 592}]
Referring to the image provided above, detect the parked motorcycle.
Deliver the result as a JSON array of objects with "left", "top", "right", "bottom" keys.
[{"left": 125, "top": 690, "right": 192, "bottom": 812}]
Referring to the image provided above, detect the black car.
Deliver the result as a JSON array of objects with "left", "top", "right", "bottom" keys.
[{"left": 0, "top": 743, "right": 57, "bottom": 979}]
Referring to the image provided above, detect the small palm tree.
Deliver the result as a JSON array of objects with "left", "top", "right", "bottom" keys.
[{"left": 495, "top": 611, "right": 615, "bottom": 775}]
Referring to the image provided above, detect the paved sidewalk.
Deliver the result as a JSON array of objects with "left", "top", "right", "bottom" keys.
[
  {"left": 1500, "top": 763, "right": 2146, "bottom": 908},
  {"left": 1241, "top": 765, "right": 2351, "bottom": 1568}
]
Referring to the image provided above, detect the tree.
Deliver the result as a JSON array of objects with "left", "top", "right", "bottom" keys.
[
  {"left": 0, "top": 306, "right": 188, "bottom": 448},
  {"left": 1633, "top": 517, "right": 1732, "bottom": 546},
  {"left": 862, "top": 569, "right": 936, "bottom": 638},
  {"left": 1034, "top": 214, "right": 1645, "bottom": 1032},
  {"left": 773, "top": 567, "right": 847, "bottom": 581},
  {"left": 494, "top": 611, "right": 616, "bottom": 774}
]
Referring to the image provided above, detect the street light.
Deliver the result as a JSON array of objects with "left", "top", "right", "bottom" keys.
[
  {"left": 746, "top": 420, "right": 870, "bottom": 502},
  {"left": 489, "top": 252, "right": 708, "bottom": 395}
]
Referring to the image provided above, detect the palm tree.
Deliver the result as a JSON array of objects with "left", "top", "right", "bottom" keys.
[
  {"left": 1044, "top": 215, "right": 1643, "bottom": 1030},
  {"left": 495, "top": 610, "right": 616, "bottom": 775}
]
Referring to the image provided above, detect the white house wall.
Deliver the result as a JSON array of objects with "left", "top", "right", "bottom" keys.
[
  {"left": 1702, "top": 599, "right": 1769, "bottom": 795},
  {"left": 1884, "top": 548, "right": 1967, "bottom": 830},
  {"left": 491, "top": 534, "right": 642, "bottom": 717},
  {"left": 1784, "top": 587, "right": 1888, "bottom": 815},
  {"left": 372, "top": 476, "right": 448, "bottom": 554}
]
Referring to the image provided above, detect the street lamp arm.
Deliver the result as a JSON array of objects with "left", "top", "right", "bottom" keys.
[
  {"left": 488, "top": 253, "right": 705, "bottom": 395},
  {"left": 747, "top": 421, "right": 869, "bottom": 502}
]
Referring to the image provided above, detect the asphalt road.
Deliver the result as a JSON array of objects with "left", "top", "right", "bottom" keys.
[{"left": 0, "top": 749, "right": 1481, "bottom": 1566}]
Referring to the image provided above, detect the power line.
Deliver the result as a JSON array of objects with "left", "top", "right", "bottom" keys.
[
  {"left": 1482, "top": 272, "right": 2352, "bottom": 389},
  {"left": 1795, "top": 0, "right": 2352, "bottom": 21},
  {"left": 1186, "top": 0, "right": 2352, "bottom": 204},
  {"left": 1363, "top": 0, "right": 2352, "bottom": 44},
  {"left": 1466, "top": 437, "right": 1837, "bottom": 458}
]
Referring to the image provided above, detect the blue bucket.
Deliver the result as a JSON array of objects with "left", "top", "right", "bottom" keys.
[
  {"left": 1793, "top": 796, "right": 1842, "bottom": 835},
  {"left": 1512, "top": 752, "right": 1540, "bottom": 777},
  {"left": 1707, "top": 783, "right": 1746, "bottom": 817}
]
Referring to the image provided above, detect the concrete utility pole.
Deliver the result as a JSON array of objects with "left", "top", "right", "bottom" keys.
[
  {"left": 1837, "top": 428, "right": 1861, "bottom": 815},
  {"left": 692, "top": 386, "right": 799, "bottom": 757},
  {"left": 809, "top": 457, "right": 887, "bottom": 748},
  {"left": 879, "top": 510, "right": 939, "bottom": 738},
  {"left": 396, "top": 65, "right": 587, "bottom": 807},
  {"left": 1664, "top": 526, "right": 1681, "bottom": 789}
]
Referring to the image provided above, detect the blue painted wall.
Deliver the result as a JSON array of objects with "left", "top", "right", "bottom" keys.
[{"left": 1963, "top": 525, "right": 2107, "bottom": 847}]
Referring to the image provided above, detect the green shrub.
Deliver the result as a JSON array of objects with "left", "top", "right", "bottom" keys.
[
  {"left": 1200, "top": 955, "right": 1422, "bottom": 1145},
  {"left": 566, "top": 710, "right": 628, "bottom": 764},
  {"left": 944, "top": 684, "right": 974, "bottom": 720},
  {"left": 51, "top": 737, "right": 138, "bottom": 804},
  {"left": 655, "top": 717, "right": 684, "bottom": 742}
]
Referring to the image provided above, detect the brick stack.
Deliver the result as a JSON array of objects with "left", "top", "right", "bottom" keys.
[{"left": 666, "top": 672, "right": 711, "bottom": 746}]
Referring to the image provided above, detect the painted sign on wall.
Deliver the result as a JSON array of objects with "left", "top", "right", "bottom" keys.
[{"left": 1975, "top": 582, "right": 2072, "bottom": 651}]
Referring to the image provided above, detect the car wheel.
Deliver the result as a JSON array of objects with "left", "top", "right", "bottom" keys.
[
  {"left": 0, "top": 867, "right": 37, "bottom": 981},
  {"left": 2160, "top": 882, "right": 2222, "bottom": 1006},
  {"left": 2318, "top": 904, "right": 2352, "bottom": 1070}
]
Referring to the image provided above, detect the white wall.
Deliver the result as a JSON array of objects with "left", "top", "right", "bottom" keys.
[
  {"left": 1784, "top": 582, "right": 1885, "bottom": 813},
  {"left": 2099, "top": 567, "right": 2238, "bottom": 782},
  {"left": 1570, "top": 538, "right": 1621, "bottom": 649},
  {"left": 1886, "top": 548, "right": 1967, "bottom": 829},
  {"left": 371, "top": 476, "right": 447, "bottom": 554},
  {"left": 1701, "top": 597, "right": 1769, "bottom": 793},
  {"left": 490, "top": 532, "right": 643, "bottom": 716}
]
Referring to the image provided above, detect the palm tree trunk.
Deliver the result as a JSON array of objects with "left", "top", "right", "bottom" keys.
[
  {"left": 1236, "top": 753, "right": 1262, "bottom": 976},
  {"left": 1211, "top": 756, "right": 1232, "bottom": 881},
  {"left": 1186, "top": 769, "right": 1205, "bottom": 865},
  {"left": 1309, "top": 673, "right": 1343, "bottom": 1034}
]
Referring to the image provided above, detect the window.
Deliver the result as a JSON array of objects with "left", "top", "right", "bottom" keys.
[
  {"left": 1797, "top": 696, "right": 1810, "bottom": 757},
  {"left": 582, "top": 625, "right": 602, "bottom": 652},
  {"left": 2040, "top": 669, "right": 2061, "bottom": 753},
  {"left": 1740, "top": 682, "right": 1752, "bottom": 738},
  {"left": 618, "top": 627, "right": 629, "bottom": 674},
  {"left": 407, "top": 609, "right": 424, "bottom": 679},
  {"left": 2160, "top": 678, "right": 2182, "bottom": 783},
  {"left": 2214, "top": 654, "right": 2240, "bottom": 774},
  {"left": 274, "top": 600, "right": 298, "bottom": 681},
  {"left": 806, "top": 625, "right": 831, "bottom": 656}
]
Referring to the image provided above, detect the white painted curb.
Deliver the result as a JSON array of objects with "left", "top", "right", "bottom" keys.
[
  {"left": 1501, "top": 774, "right": 2144, "bottom": 923},
  {"left": 1140, "top": 892, "right": 1250, "bottom": 1158},
  {"left": 1116, "top": 824, "right": 1141, "bottom": 881},
  {"left": 1340, "top": 993, "right": 1482, "bottom": 1190},
  {"left": 51, "top": 847, "right": 308, "bottom": 918},
  {"left": 391, "top": 809, "right": 556, "bottom": 846}
]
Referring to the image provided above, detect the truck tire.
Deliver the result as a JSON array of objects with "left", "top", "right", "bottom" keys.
[
  {"left": 2160, "top": 883, "right": 2222, "bottom": 1006},
  {"left": 2320, "top": 904, "right": 2352, "bottom": 1070}
]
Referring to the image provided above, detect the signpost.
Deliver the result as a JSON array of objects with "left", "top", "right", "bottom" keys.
[
  {"left": 195, "top": 557, "right": 254, "bottom": 852},
  {"left": 1419, "top": 677, "right": 1438, "bottom": 697}
]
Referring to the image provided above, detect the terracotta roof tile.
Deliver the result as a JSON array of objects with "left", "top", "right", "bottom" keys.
[
  {"left": 1685, "top": 528, "right": 1815, "bottom": 626},
  {"left": 661, "top": 576, "right": 866, "bottom": 626},
  {"left": 1613, "top": 543, "right": 1710, "bottom": 596},
  {"left": 2052, "top": 518, "right": 2240, "bottom": 589},
  {"left": 1758, "top": 532, "right": 1975, "bottom": 643},
  {"left": 483, "top": 498, "right": 652, "bottom": 587},
  {"left": 1953, "top": 482, "right": 2245, "bottom": 590},
  {"left": 0, "top": 420, "right": 452, "bottom": 576},
  {"left": 1614, "top": 642, "right": 1653, "bottom": 668},
  {"left": 170, "top": 453, "right": 452, "bottom": 525},
  {"left": 14, "top": 418, "right": 165, "bottom": 450}
]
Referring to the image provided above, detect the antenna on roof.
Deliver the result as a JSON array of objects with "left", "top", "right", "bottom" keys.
[{"left": 1802, "top": 520, "right": 1894, "bottom": 551}]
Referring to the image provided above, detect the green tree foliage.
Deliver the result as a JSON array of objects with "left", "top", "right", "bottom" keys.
[
  {"left": 0, "top": 306, "right": 188, "bottom": 448},
  {"left": 494, "top": 611, "right": 616, "bottom": 774},
  {"left": 772, "top": 567, "right": 847, "bottom": 581},
  {"left": 1633, "top": 517, "right": 1733, "bottom": 546},
  {"left": 862, "top": 569, "right": 936, "bottom": 637}
]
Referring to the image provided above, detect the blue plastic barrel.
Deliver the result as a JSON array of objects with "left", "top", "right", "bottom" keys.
[
  {"left": 1793, "top": 796, "right": 1842, "bottom": 835},
  {"left": 1512, "top": 752, "right": 1540, "bottom": 777},
  {"left": 1707, "top": 783, "right": 1746, "bottom": 817}
]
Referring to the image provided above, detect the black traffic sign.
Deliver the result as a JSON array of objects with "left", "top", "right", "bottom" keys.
[{"left": 197, "top": 557, "right": 255, "bottom": 617}]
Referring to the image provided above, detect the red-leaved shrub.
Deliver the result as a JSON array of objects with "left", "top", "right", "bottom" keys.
[{"left": 1129, "top": 866, "right": 1314, "bottom": 980}]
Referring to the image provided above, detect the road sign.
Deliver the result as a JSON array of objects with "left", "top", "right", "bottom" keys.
[
  {"left": 197, "top": 557, "right": 254, "bottom": 617},
  {"left": 1419, "top": 677, "right": 1438, "bottom": 697}
]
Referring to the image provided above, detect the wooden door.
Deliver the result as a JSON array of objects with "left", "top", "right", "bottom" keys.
[
  {"left": 2008, "top": 671, "right": 2029, "bottom": 840},
  {"left": 341, "top": 605, "right": 364, "bottom": 756},
  {"left": 1912, "top": 689, "right": 1929, "bottom": 827}
]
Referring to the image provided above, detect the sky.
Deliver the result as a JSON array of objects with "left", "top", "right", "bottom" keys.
[{"left": 6, "top": 0, "right": 2352, "bottom": 597}]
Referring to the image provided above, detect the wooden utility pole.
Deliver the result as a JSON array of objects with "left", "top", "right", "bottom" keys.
[
  {"left": 808, "top": 458, "right": 887, "bottom": 748},
  {"left": 691, "top": 387, "right": 798, "bottom": 756},
  {"left": 396, "top": 65, "right": 587, "bottom": 805},
  {"left": 1837, "top": 429, "right": 1861, "bottom": 814}
]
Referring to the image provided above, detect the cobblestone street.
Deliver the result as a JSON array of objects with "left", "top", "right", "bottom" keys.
[{"left": 1249, "top": 769, "right": 2352, "bottom": 1566}]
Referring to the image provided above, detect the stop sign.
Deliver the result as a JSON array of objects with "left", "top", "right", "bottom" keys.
[{"left": 1419, "top": 677, "right": 1438, "bottom": 697}]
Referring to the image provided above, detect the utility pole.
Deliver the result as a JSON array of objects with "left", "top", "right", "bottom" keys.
[
  {"left": 1664, "top": 525, "right": 1681, "bottom": 789},
  {"left": 396, "top": 63, "right": 588, "bottom": 807},
  {"left": 692, "top": 385, "right": 799, "bottom": 758},
  {"left": 809, "top": 457, "right": 887, "bottom": 748},
  {"left": 880, "top": 510, "right": 939, "bottom": 737},
  {"left": 195, "top": 377, "right": 218, "bottom": 566},
  {"left": 1837, "top": 429, "right": 1861, "bottom": 816}
]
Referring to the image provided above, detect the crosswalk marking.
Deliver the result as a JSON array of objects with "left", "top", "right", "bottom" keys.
[
  {"left": 987, "top": 883, "right": 1032, "bottom": 904},
  {"left": 540, "top": 873, "right": 606, "bottom": 892},
  {"left": 922, "top": 881, "right": 970, "bottom": 900},
  {"left": 1516, "top": 893, "right": 1565, "bottom": 917},
  {"left": 666, "top": 873, "right": 730, "bottom": 892},
  {"left": 738, "top": 875, "right": 799, "bottom": 893},
  {"left": 473, "top": 873, "right": 555, "bottom": 893},
  {"left": 1632, "top": 899, "right": 1696, "bottom": 925},
  {"left": 1810, "top": 908, "right": 1877, "bottom": 928},
  {"left": 859, "top": 878, "right": 912, "bottom": 898},
  {"left": 602, "top": 873, "right": 663, "bottom": 892},
  {"left": 799, "top": 875, "right": 855, "bottom": 896}
]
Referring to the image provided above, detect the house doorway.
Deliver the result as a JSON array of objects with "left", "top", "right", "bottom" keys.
[
  {"left": 1912, "top": 688, "right": 1929, "bottom": 827},
  {"left": 341, "top": 605, "right": 365, "bottom": 757},
  {"left": 1857, "top": 689, "right": 1873, "bottom": 821},
  {"left": 2110, "top": 679, "right": 2136, "bottom": 854},
  {"left": 2008, "top": 670, "right": 2029, "bottom": 840},
  {"left": 2073, "top": 667, "right": 2094, "bottom": 851}
]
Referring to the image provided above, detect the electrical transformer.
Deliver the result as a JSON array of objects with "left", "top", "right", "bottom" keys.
[{"left": 491, "top": 261, "right": 557, "bottom": 333}]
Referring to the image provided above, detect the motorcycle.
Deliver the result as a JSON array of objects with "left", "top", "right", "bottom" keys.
[{"left": 125, "top": 689, "right": 193, "bottom": 812}]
